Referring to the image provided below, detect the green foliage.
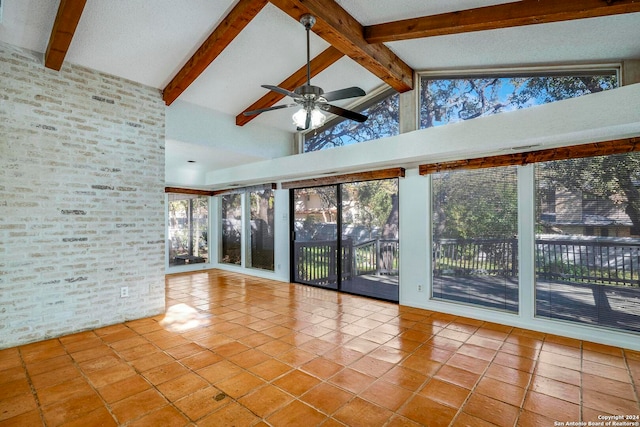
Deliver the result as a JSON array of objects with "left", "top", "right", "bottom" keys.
[
  {"left": 536, "top": 153, "right": 640, "bottom": 230},
  {"left": 433, "top": 168, "right": 518, "bottom": 240},
  {"left": 512, "top": 75, "right": 616, "bottom": 106},
  {"left": 221, "top": 194, "right": 242, "bottom": 219},
  {"left": 420, "top": 74, "right": 616, "bottom": 129},
  {"left": 343, "top": 179, "right": 397, "bottom": 229}
]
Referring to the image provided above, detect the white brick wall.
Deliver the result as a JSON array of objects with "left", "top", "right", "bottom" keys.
[{"left": 0, "top": 42, "right": 166, "bottom": 348}]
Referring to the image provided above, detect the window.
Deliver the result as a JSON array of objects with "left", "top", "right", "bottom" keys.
[
  {"left": 168, "top": 194, "right": 208, "bottom": 266},
  {"left": 432, "top": 166, "right": 519, "bottom": 312},
  {"left": 220, "top": 194, "right": 242, "bottom": 265},
  {"left": 535, "top": 153, "right": 640, "bottom": 333},
  {"left": 420, "top": 70, "right": 617, "bottom": 129},
  {"left": 250, "top": 189, "right": 275, "bottom": 271},
  {"left": 304, "top": 90, "right": 399, "bottom": 152}
]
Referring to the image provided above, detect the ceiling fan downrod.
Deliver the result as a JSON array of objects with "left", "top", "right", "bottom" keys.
[{"left": 300, "top": 14, "right": 316, "bottom": 86}]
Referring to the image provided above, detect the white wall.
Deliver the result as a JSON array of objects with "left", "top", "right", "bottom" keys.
[
  {"left": 165, "top": 101, "right": 294, "bottom": 188},
  {"left": 166, "top": 100, "right": 293, "bottom": 159}
]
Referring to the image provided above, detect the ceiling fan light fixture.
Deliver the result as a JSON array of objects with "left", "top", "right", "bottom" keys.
[
  {"left": 244, "top": 13, "right": 367, "bottom": 128},
  {"left": 292, "top": 107, "right": 325, "bottom": 130}
]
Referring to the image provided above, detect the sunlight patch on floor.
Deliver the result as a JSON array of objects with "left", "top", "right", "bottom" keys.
[{"left": 160, "top": 303, "right": 206, "bottom": 332}]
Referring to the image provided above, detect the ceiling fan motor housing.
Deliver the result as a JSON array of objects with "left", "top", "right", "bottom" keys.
[
  {"left": 295, "top": 84, "right": 324, "bottom": 99},
  {"left": 243, "top": 12, "right": 367, "bottom": 126}
]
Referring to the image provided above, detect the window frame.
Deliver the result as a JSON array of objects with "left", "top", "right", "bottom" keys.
[
  {"left": 219, "top": 193, "right": 243, "bottom": 266},
  {"left": 532, "top": 154, "right": 640, "bottom": 333},
  {"left": 430, "top": 165, "right": 520, "bottom": 313},
  {"left": 418, "top": 64, "right": 620, "bottom": 129},
  {"left": 249, "top": 188, "right": 276, "bottom": 271},
  {"left": 165, "top": 191, "right": 211, "bottom": 272}
]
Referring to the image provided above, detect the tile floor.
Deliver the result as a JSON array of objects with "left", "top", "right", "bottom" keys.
[{"left": 1, "top": 269, "right": 639, "bottom": 426}]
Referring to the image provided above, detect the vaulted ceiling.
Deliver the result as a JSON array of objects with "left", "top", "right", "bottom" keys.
[{"left": 2, "top": 0, "right": 639, "bottom": 136}]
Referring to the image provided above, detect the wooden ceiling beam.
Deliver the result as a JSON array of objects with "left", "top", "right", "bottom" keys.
[
  {"left": 269, "top": 0, "right": 414, "bottom": 93},
  {"left": 212, "top": 183, "right": 277, "bottom": 196},
  {"left": 282, "top": 167, "right": 405, "bottom": 190},
  {"left": 165, "top": 187, "right": 214, "bottom": 196},
  {"left": 45, "top": 0, "right": 87, "bottom": 71},
  {"left": 419, "top": 137, "right": 640, "bottom": 175},
  {"left": 163, "top": 0, "right": 269, "bottom": 106},
  {"left": 365, "top": 0, "right": 640, "bottom": 43},
  {"left": 236, "top": 46, "right": 344, "bottom": 126}
]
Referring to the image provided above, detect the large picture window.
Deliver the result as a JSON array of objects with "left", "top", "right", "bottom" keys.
[
  {"left": 250, "top": 189, "right": 275, "bottom": 271},
  {"left": 432, "top": 166, "right": 519, "bottom": 312},
  {"left": 304, "top": 90, "right": 399, "bottom": 153},
  {"left": 221, "top": 194, "right": 242, "bottom": 265},
  {"left": 420, "top": 71, "right": 617, "bottom": 129},
  {"left": 535, "top": 153, "right": 640, "bottom": 332},
  {"left": 168, "top": 194, "right": 208, "bottom": 266}
]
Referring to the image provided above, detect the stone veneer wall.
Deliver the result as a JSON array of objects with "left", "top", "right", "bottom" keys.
[{"left": 0, "top": 42, "right": 166, "bottom": 348}]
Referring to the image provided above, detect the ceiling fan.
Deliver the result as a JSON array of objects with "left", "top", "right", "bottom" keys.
[{"left": 243, "top": 14, "right": 368, "bottom": 131}]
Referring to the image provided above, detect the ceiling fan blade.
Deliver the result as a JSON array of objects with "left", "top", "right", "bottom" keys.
[
  {"left": 321, "top": 87, "right": 366, "bottom": 102},
  {"left": 243, "top": 103, "right": 297, "bottom": 116},
  {"left": 262, "top": 85, "right": 301, "bottom": 100},
  {"left": 320, "top": 104, "right": 368, "bottom": 123}
]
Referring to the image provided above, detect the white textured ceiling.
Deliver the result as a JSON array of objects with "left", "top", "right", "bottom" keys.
[
  {"left": 389, "top": 13, "right": 640, "bottom": 71},
  {"left": 1, "top": 0, "right": 639, "bottom": 181},
  {"left": 335, "top": 0, "right": 519, "bottom": 25}
]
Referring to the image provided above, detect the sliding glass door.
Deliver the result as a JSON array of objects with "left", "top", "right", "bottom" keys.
[
  {"left": 292, "top": 186, "right": 339, "bottom": 289},
  {"left": 291, "top": 179, "right": 399, "bottom": 301}
]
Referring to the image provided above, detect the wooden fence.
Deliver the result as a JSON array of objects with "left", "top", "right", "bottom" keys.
[{"left": 293, "top": 240, "right": 351, "bottom": 286}]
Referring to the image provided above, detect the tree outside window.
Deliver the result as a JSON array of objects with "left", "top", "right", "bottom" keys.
[
  {"left": 420, "top": 72, "right": 617, "bottom": 128},
  {"left": 304, "top": 91, "right": 399, "bottom": 152}
]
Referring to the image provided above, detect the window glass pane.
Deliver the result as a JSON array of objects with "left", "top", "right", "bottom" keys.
[
  {"left": 420, "top": 73, "right": 617, "bottom": 129},
  {"left": 292, "top": 186, "right": 339, "bottom": 289},
  {"left": 304, "top": 91, "right": 399, "bottom": 152},
  {"left": 221, "top": 194, "right": 242, "bottom": 265},
  {"left": 432, "top": 166, "right": 519, "bottom": 312},
  {"left": 341, "top": 179, "right": 399, "bottom": 301},
  {"left": 168, "top": 194, "right": 208, "bottom": 266},
  {"left": 535, "top": 154, "right": 640, "bottom": 333},
  {"left": 250, "top": 189, "right": 275, "bottom": 271}
]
